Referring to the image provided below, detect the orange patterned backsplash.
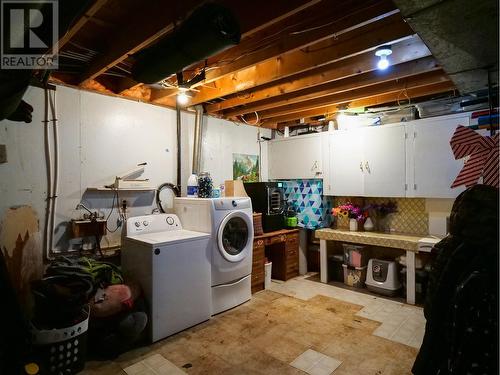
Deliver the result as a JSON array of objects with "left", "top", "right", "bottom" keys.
[{"left": 332, "top": 197, "right": 429, "bottom": 236}]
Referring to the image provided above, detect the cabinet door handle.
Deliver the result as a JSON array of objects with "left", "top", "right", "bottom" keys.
[
  {"left": 365, "top": 161, "right": 370, "bottom": 173},
  {"left": 311, "top": 160, "right": 318, "bottom": 171},
  {"left": 359, "top": 162, "right": 364, "bottom": 172}
]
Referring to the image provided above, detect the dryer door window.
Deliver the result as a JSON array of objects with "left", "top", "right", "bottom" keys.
[{"left": 217, "top": 211, "right": 252, "bottom": 262}]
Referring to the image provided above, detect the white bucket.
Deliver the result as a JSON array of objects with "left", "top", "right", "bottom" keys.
[{"left": 264, "top": 262, "right": 272, "bottom": 289}]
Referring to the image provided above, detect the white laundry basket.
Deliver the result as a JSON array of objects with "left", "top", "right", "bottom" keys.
[{"left": 264, "top": 262, "right": 272, "bottom": 289}]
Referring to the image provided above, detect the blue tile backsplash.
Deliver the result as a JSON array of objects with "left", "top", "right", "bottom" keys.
[{"left": 280, "top": 179, "right": 332, "bottom": 229}]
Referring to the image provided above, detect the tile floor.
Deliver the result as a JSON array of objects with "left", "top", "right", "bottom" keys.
[
  {"left": 82, "top": 274, "right": 425, "bottom": 375},
  {"left": 123, "top": 354, "right": 185, "bottom": 375},
  {"left": 290, "top": 349, "right": 342, "bottom": 375},
  {"left": 270, "top": 274, "right": 426, "bottom": 348}
]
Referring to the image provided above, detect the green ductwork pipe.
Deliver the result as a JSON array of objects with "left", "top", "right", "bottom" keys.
[{"left": 132, "top": 3, "right": 241, "bottom": 84}]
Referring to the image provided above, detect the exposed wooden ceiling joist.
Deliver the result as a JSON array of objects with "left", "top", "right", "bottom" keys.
[
  {"left": 57, "top": 0, "right": 109, "bottom": 51},
  {"left": 186, "top": 13, "right": 414, "bottom": 105},
  {"left": 222, "top": 56, "right": 439, "bottom": 117},
  {"left": 77, "top": 0, "right": 203, "bottom": 84},
  {"left": 77, "top": 0, "right": 320, "bottom": 85},
  {"left": 150, "top": 88, "right": 178, "bottom": 103},
  {"left": 49, "top": 0, "right": 463, "bottom": 125},
  {"left": 257, "top": 70, "right": 449, "bottom": 119},
  {"left": 205, "top": 36, "right": 431, "bottom": 113},
  {"left": 261, "top": 81, "right": 456, "bottom": 127},
  {"left": 192, "top": 0, "right": 398, "bottom": 86}
]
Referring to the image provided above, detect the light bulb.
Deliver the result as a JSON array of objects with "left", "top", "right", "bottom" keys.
[
  {"left": 177, "top": 91, "right": 189, "bottom": 105},
  {"left": 377, "top": 55, "right": 389, "bottom": 70}
]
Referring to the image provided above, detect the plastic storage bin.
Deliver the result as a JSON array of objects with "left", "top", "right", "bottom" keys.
[
  {"left": 342, "top": 244, "right": 369, "bottom": 267},
  {"left": 365, "top": 259, "right": 401, "bottom": 296},
  {"left": 342, "top": 264, "right": 367, "bottom": 288},
  {"left": 328, "top": 255, "right": 344, "bottom": 282}
]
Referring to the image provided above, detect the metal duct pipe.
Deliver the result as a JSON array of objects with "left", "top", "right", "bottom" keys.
[
  {"left": 176, "top": 104, "right": 182, "bottom": 189},
  {"left": 192, "top": 105, "right": 204, "bottom": 175}
]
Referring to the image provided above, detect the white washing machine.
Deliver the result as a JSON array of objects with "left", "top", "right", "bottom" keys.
[
  {"left": 121, "top": 214, "right": 211, "bottom": 342},
  {"left": 174, "top": 197, "right": 254, "bottom": 315}
]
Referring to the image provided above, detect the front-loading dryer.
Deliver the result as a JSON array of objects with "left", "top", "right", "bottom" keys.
[{"left": 174, "top": 197, "right": 254, "bottom": 315}]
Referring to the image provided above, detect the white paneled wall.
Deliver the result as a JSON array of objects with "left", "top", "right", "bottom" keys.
[
  {"left": 0, "top": 85, "right": 269, "bottom": 252},
  {"left": 201, "top": 116, "right": 269, "bottom": 189}
]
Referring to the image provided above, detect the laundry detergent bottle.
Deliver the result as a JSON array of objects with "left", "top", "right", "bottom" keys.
[{"left": 187, "top": 174, "right": 198, "bottom": 197}]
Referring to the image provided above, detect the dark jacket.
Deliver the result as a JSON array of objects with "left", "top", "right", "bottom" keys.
[{"left": 413, "top": 185, "right": 498, "bottom": 375}]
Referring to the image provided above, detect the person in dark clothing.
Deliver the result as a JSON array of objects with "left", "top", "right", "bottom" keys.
[{"left": 413, "top": 184, "right": 499, "bottom": 375}]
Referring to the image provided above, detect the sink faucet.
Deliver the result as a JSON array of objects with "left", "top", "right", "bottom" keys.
[{"left": 76, "top": 203, "right": 97, "bottom": 220}]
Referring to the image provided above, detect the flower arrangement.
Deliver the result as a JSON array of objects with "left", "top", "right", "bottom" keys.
[
  {"left": 369, "top": 201, "right": 398, "bottom": 217},
  {"left": 332, "top": 203, "right": 367, "bottom": 221}
]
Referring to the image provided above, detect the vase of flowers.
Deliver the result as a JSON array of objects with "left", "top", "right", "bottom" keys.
[
  {"left": 368, "top": 201, "right": 398, "bottom": 232},
  {"left": 332, "top": 203, "right": 366, "bottom": 231}
]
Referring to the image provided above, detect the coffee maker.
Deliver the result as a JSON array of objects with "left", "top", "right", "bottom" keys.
[{"left": 244, "top": 182, "right": 284, "bottom": 232}]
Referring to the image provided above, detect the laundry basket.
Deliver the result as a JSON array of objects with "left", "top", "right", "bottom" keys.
[{"left": 31, "top": 305, "right": 89, "bottom": 375}]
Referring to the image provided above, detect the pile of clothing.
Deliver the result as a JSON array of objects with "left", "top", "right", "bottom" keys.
[{"left": 39, "top": 256, "right": 148, "bottom": 359}]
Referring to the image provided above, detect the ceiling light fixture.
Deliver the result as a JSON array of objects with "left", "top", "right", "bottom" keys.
[
  {"left": 375, "top": 45, "right": 392, "bottom": 70},
  {"left": 177, "top": 90, "right": 190, "bottom": 105}
]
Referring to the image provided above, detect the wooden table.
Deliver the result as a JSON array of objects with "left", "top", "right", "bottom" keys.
[
  {"left": 251, "top": 228, "right": 300, "bottom": 293},
  {"left": 315, "top": 228, "right": 425, "bottom": 305}
]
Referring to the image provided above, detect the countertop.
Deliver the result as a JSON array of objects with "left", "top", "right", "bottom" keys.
[
  {"left": 315, "top": 228, "right": 424, "bottom": 252},
  {"left": 254, "top": 228, "right": 299, "bottom": 240}
]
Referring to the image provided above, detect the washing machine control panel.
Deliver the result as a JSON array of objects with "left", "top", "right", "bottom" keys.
[
  {"left": 126, "top": 214, "right": 182, "bottom": 234},
  {"left": 213, "top": 197, "right": 251, "bottom": 210}
]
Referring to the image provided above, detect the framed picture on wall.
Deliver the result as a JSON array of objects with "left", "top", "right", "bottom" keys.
[{"left": 232, "top": 153, "right": 259, "bottom": 182}]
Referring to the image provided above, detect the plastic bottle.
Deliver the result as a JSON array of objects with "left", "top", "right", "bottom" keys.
[{"left": 187, "top": 174, "right": 198, "bottom": 197}]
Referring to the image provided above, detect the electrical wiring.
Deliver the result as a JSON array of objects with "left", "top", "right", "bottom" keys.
[
  {"left": 104, "top": 188, "right": 123, "bottom": 233},
  {"left": 397, "top": 87, "right": 411, "bottom": 107},
  {"left": 239, "top": 111, "right": 260, "bottom": 126},
  {"left": 112, "top": 64, "right": 132, "bottom": 74},
  {"left": 188, "top": 6, "right": 398, "bottom": 73},
  {"left": 180, "top": 17, "right": 310, "bottom": 74},
  {"left": 67, "top": 41, "right": 98, "bottom": 55}
]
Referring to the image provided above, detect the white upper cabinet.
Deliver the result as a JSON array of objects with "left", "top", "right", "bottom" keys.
[
  {"left": 362, "top": 124, "right": 407, "bottom": 197},
  {"left": 267, "top": 112, "right": 473, "bottom": 198},
  {"left": 328, "top": 128, "right": 365, "bottom": 196},
  {"left": 325, "top": 124, "right": 406, "bottom": 197},
  {"left": 268, "top": 133, "right": 323, "bottom": 180},
  {"left": 406, "top": 113, "right": 470, "bottom": 198}
]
